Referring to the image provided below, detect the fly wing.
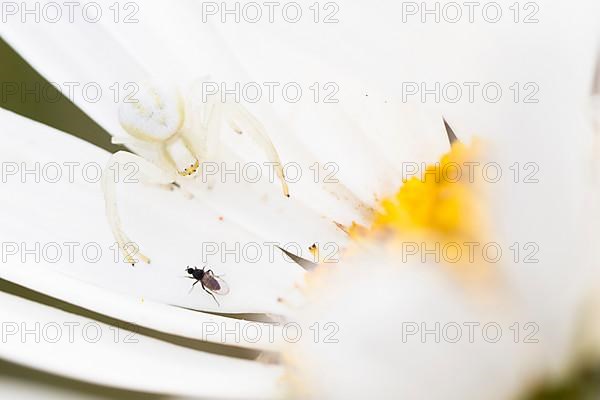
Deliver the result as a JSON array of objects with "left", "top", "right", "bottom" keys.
[{"left": 203, "top": 275, "right": 230, "bottom": 295}]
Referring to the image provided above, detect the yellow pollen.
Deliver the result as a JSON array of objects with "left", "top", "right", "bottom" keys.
[
  {"left": 308, "top": 243, "right": 319, "bottom": 262},
  {"left": 349, "top": 139, "right": 488, "bottom": 266}
]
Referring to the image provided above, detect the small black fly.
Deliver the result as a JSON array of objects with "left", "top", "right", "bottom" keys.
[{"left": 185, "top": 266, "right": 229, "bottom": 306}]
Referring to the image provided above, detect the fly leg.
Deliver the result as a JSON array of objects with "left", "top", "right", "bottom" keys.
[
  {"left": 201, "top": 281, "right": 220, "bottom": 306},
  {"left": 206, "top": 269, "right": 225, "bottom": 279},
  {"left": 188, "top": 279, "right": 199, "bottom": 294}
]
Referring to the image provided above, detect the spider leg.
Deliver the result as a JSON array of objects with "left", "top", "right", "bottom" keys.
[
  {"left": 224, "top": 103, "right": 290, "bottom": 197},
  {"left": 201, "top": 281, "right": 220, "bottom": 306},
  {"left": 113, "top": 136, "right": 194, "bottom": 198},
  {"left": 102, "top": 151, "right": 177, "bottom": 265},
  {"left": 185, "top": 84, "right": 224, "bottom": 190}
]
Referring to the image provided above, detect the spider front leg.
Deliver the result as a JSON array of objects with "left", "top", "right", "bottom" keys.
[
  {"left": 111, "top": 135, "right": 194, "bottom": 197},
  {"left": 224, "top": 103, "right": 290, "bottom": 197},
  {"left": 102, "top": 150, "right": 178, "bottom": 266},
  {"left": 184, "top": 85, "right": 224, "bottom": 190}
]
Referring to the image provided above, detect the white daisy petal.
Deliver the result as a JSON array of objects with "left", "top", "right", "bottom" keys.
[
  {"left": 0, "top": 1, "right": 348, "bottom": 250},
  {"left": 0, "top": 290, "right": 281, "bottom": 399},
  {"left": 0, "top": 361, "right": 161, "bottom": 400},
  {"left": 2, "top": 261, "right": 285, "bottom": 352},
  {"left": 286, "top": 251, "right": 542, "bottom": 400},
  {"left": 0, "top": 375, "right": 106, "bottom": 400},
  {"left": 0, "top": 1, "right": 147, "bottom": 136},
  {"left": 4, "top": 2, "right": 600, "bottom": 398},
  {"left": 0, "top": 108, "right": 304, "bottom": 318}
]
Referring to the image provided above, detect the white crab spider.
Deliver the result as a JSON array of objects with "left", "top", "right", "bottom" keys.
[{"left": 102, "top": 81, "right": 289, "bottom": 265}]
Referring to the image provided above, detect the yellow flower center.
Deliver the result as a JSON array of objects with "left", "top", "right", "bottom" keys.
[{"left": 350, "top": 139, "right": 489, "bottom": 266}]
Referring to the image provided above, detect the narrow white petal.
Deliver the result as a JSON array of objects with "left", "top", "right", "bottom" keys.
[
  {"left": 0, "top": 108, "right": 302, "bottom": 317},
  {"left": 287, "top": 251, "right": 543, "bottom": 400},
  {"left": 2, "top": 263, "right": 284, "bottom": 351},
  {"left": 0, "top": 2, "right": 147, "bottom": 137},
  {"left": 0, "top": 374, "right": 114, "bottom": 400},
  {"left": 0, "top": 290, "right": 281, "bottom": 398},
  {"left": 210, "top": 4, "right": 600, "bottom": 376},
  {"left": 1, "top": 6, "right": 349, "bottom": 253}
]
